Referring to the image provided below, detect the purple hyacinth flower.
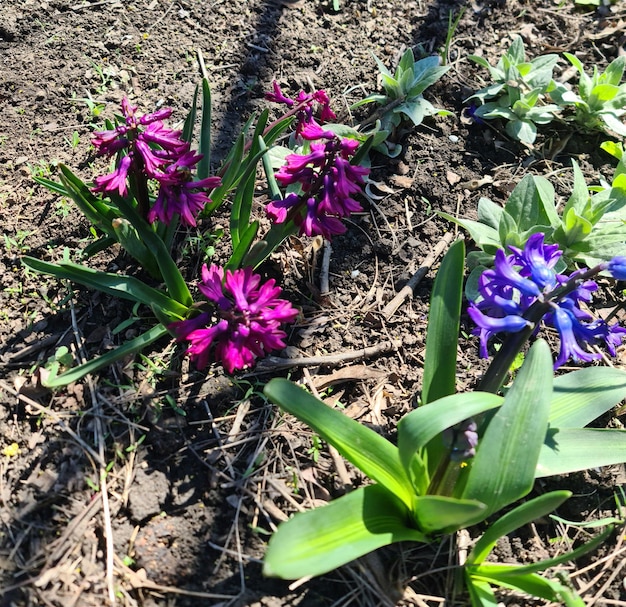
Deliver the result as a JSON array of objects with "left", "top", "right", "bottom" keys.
[
  {"left": 171, "top": 264, "right": 299, "bottom": 374},
  {"left": 443, "top": 420, "right": 479, "bottom": 461},
  {"left": 469, "top": 234, "right": 626, "bottom": 368},
  {"left": 269, "top": 136, "right": 368, "bottom": 239},
  {"left": 608, "top": 257, "right": 626, "bottom": 280},
  {"left": 265, "top": 81, "right": 295, "bottom": 107},
  {"left": 551, "top": 307, "right": 602, "bottom": 368},
  {"left": 147, "top": 151, "right": 221, "bottom": 226},
  {"left": 93, "top": 154, "right": 133, "bottom": 196}
]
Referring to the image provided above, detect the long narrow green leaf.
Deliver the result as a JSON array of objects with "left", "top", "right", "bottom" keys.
[
  {"left": 466, "top": 577, "right": 499, "bottom": 607},
  {"left": 422, "top": 238, "right": 465, "bottom": 404},
  {"left": 470, "top": 526, "right": 612, "bottom": 578},
  {"left": 181, "top": 83, "right": 199, "bottom": 144},
  {"left": 22, "top": 257, "right": 189, "bottom": 318},
  {"left": 398, "top": 392, "right": 502, "bottom": 494},
  {"left": 203, "top": 133, "right": 245, "bottom": 215},
  {"left": 549, "top": 367, "right": 626, "bottom": 427},
  {"left": 460, "top": 340, "right": 552, "bottom": 516},
  {"left": 537, "top": 428, "right": 626, "bottom": 477},
  {"left": 242, "top": 218, "right": 298, "bottom": 269},
  {"left": 197, "top": 78, "right": 212, "bottom": 179},
  {"left": 226, "top": 221, "right": 259, "bottom": 270},
  {"left": 469, "top": 569, "right": 577, "bottom": 603},
  {"left": 467, "top": 491, "right": 571, "bottom": 565},
  {"left": 43, "top": 324, "right": 169, "bottom": 388},
  {"left": 264, "top": 378, "right": 414, "bottom": 508},
  {"left": 259, "top": 136, "right": 281, "bottom": 199},
  {"left": 263, "top": 484, "right": 427, "bottom": 579},
  {"left": 112, "top": 195, "right": 192, "bottom": 306}
]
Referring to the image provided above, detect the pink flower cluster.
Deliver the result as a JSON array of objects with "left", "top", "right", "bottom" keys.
[
  {"left": 170, "top": 264, "right": 298, "bottom": 373},
  {"left": 265, "top": 82, "right": 369, "bottom": 239},
  {"left": 92, "top": 98, "right": 221, "bottom": 226}
]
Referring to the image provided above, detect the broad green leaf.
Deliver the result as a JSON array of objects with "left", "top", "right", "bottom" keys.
[
  {"left": 22, "top": 257, "right": 189, "bottom": 318},
  {"left": 437, "top": 212, "right": 501, "bottom": 250},
  {"left": 601, "top": 112, "right": 626, "bottom": 137},
  {"left": 412, "top": 495, "right": 486, "bottom": 534},
  {"left": 549, "top": 367, "right": 626, "bottom": 427},
  {"left": 43, "top": 324, "right": 169, "bottom": 388},
  {"left": 506, "top": 118, "right": 536, "bottom": 144},
  {"left": 422, "top": 238, "right": 464, "bottom": 404},
  {"left": 264, "top": 379, "right": 414, "bottom": 508},
  {"left": 503, "top": 175, "right": 554, "bottom": 232},
  {"left": 395, "top": 100, "right": 426, "bottom": 127},
  {"left": 477, "top": 197, "right": 503, "bottom": 230},
  {"left": 460, "top": 340, "right": 552, "bottom": 516},
  {"left": 467, "top": 491, "right": 571, "bottom": 565},
  {"left": 263, "top": 484, "right": 427, "bottom": 579},
  {"left": 537, "top": 428, "right": 626, "bottom": 478},
  {"left": 563, "top": 160, "right": 591, "bottom": 216}
]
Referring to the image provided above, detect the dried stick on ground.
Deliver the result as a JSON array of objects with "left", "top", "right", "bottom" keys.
[
  {"left": 255, "top": 339, "right": 402, "bottom": 371},
  {"left": 382, "top": 231, "right": 458, "bottom": 319}
]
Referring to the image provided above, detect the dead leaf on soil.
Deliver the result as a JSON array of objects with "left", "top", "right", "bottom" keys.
[{"left": 311, "top": 364, "right": 387, "bottom": 391}]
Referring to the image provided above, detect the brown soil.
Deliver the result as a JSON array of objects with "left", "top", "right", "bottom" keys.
[{"left": 1, "top": 0, "right": 626, "bottom": 605}]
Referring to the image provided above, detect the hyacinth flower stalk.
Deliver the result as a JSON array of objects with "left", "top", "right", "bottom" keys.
[
  {"left": 171, "top": 264, "right": 299, "bottom": 374},
  {"left": 469, "top": 234, "right": 626, "bottom": 392}
]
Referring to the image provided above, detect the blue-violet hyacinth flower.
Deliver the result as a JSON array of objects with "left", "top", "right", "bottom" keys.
[
  {"left": 469, "top": 233, "right": 626, "bottom": 368},
  {"left": 170, "top": 264, "right": 299, "bottom": 374}
]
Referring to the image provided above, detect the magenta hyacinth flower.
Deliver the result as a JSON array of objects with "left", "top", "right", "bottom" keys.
[
  {"left": 92, "top": 98, "right": 187, "bottom": 193},
  {"left": 170, "top": 264, "right": 299, "bottom": 373},
  {"left": 147, "top": 151, "right": 221, "bottom": 226},
  {"left": 268, "top": 136, "right": 369, "bottom": 239},
  {"left": 469, "top": 234, "right": 626, "bottom": 368}
]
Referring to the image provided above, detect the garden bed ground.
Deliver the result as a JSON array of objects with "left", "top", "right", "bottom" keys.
[{"left": 1, "top": 0, "right": 626, "bottom": 605}]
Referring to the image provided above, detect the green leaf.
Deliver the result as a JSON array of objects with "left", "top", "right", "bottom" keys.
[
  {"left": 181, "top": 82, "right": 199, "bottom": 143},
  {"left": 466, "top": 577, "right": 499, "bottom": 607},
  {"left": 437, "top": 212, "right": 501, "bottom": 251},
  {"left": 477, "top": 197, "right": 504, "bottom": 230},
  {"left": 263, "top": 484, "right": 427, "bottom": 579},
  {"left": 43, "top": 324, "right": 169, "bottom": 388},
  {"left": 460, "top": 340, "right": 553, "bottom": 516},
  {"left": 466, "top": 491, "right": 571, "bottom": 565},
  {"left": 537, "top": 428, "right": 626, "bottom": 478},
  {"left": 549, "top": 367, "right": 626, "bottom": 427},
  {"left": 264, "top": 379, "right": 414, "bottom": 508},
  {"left": 413, "top": 495, "right": 486, "bottom": 534},
  {"left": 111, "top": 195, "right": 193, "bottom": 306},
  {"left": 197, "top": 78, "right": 212, "bottom": 179},
  {"left": 21, "top": 257, "right": 189, "bottom": 318},
  {"left": 503, "top": 175, "right": 555, "bottom": 233},
  {"left": 469, "top": 568, "right": 581, "bottom": 604},
  {"left": 422, "top": 238, "right": 464, "bottom": 404},
  {"left": 226, "top": 220, "right": 259, "bottom": 270}
]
